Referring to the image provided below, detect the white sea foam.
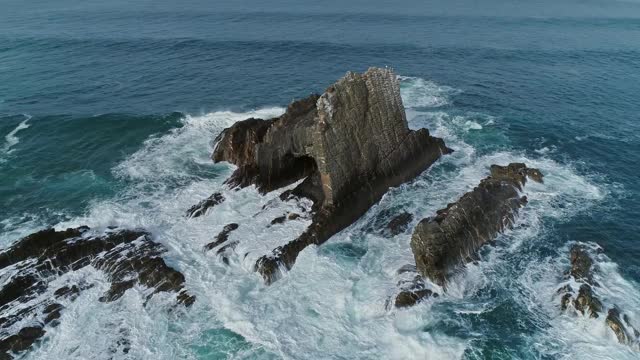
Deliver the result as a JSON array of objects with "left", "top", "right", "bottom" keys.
[
  {"left": 398, "top": 76, "right": 458, "bottom": 108},
  {"left": 518, "top": 242, "right": 640, "bottom": 359},
  {"left": 1, "top": 115, "right": 31, "bottom": 161},
  {"left": 13, "top": 77, "right": 624, "bottom": 359}
]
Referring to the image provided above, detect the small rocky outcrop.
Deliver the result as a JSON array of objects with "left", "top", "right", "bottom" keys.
[
  {"left": 212, "top": 68, "right": 451, "bottom": 284},
  {"left": 557, "top": 244, "right": 639, "bottom": 348},
  {"left": 186, "top": 192, "right": 225, "bottom": 218},
  {"left": 410, "top": 163, "right": 543, "bottom": 285},
  {"left": 569, "top": 244, "right": 595, "bottom": 282},
  {"left": 269, "top": 212, "right": 302, "bottom": 226},
  {"left": 393, "top": 273, "right": 438, "bottom": 308},
  {"left": 205, "top": 223, "right": 239, "bottom": 251},
  {"left": 387, "top": 212, "right": 414, "bottom": 236},
  {"left": 558, "top": 245, "right": 602, "bottom": 318},
  {"left": 0, "top": 227, "right": 194, "bottom": 359}
]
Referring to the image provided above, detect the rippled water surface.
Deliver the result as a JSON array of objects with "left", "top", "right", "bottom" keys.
[{"left": 1, "top": 0, "right": 640, "bottom": 359}]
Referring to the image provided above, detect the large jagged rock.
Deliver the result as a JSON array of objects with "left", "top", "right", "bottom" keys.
[
  {"left": 0, "top": 227, "right": 194, "bottom": 359},
  {"left": 410, "top": 163, "right": 543, "bottom": 285},
  {"left": 212, "top": 68, "right": 451, "bottom": 284}
]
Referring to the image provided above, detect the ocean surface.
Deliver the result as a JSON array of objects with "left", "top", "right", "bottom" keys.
[{"left": 1, "top": 0, "right": 640, "bottom": 359}]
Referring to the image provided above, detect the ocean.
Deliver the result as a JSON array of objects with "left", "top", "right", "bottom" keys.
[{"left": 1, "top": 0, "right": 639, "bottom": 358}]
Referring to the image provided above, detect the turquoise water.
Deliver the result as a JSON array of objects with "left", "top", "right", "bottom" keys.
[{"left": 1, "top": 0, "right": 640, "bottom": 359}]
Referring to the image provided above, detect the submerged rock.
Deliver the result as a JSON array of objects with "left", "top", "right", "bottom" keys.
[
  {"left": 395, "top": 288, "right": 436, "bottom": 308},
  {"left": 186, "top": 192, "right": 225, "bottom": 218},
  {"left": 204, "top": 223, "right": 239, "bottom": 251},
  {"left": 387, "top": 212, "right": 414, "bottom": 236},
  {"left": 212, "top": 67, "right": 451, "bottom": 284},
  {"left": 410, "top": 163, "right": 543, "bottom": 285},
  {"left": 607, "top": 308, "right": 630, "bottom": 344},
  {"left": 0, "top": 227, "right": 194, "bottom": 358}
]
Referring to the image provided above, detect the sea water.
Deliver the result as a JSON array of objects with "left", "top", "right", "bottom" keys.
[{"left": 1, "top": 0, "right": 639, "bottom": 359}]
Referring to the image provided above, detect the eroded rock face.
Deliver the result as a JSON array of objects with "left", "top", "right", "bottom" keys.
[
  {"left": 410, "top": 163, "right": 543, "bottom": 285},
  {"left": 212, "top": 68, "right": 451, "bottom": 284},
  {"left": 0, "top": 227, "right": 194, "bottom": 358}
]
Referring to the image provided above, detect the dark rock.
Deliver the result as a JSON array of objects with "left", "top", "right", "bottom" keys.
[
  {"left": 395, "top": 289, "right": 436, "bottom": 308},
  {"left": 43, "top": 303, "right": 64, "bottom": 325},
  {"left": 558, "top": 244, "right": 640, "bottom": 349},
  {"left": 569, "top": 244, "right": 594, "bottom": 282},
  {"left": 176, "top": 290, "right": 196, "bottom": 307},
  {"left": 288, "top": 213, "right": 301, "bottom": 221},
  {"left": 186, "top": 192, "right": 225, "bottom": 218},
  {"left": 561, "top": 293, "right": 573, "bottom": 311},
  {"left": 0, "top": 326, "right": 45, "bottom": 359},
  {"left": 397, "top": 264, "right": 417, "bottom": 275},
  {"left": 269, "top": 213, "right": 303, "bottom": 227},
  {"left": 0, "top": 227, "right": 195, "bottom": 358},
  {"left": 270, "top": 215, "right": 287, "bottom": 225},
  {"left": 574, "top": 284, "right": 602, "bottom": 318},
  {"left": 212, "top": 68, "right": 451, "bottom": 284},
  {"left": 204, "top": 223, "right": 239, "bottom": 251},
  {"left": 393, "top": 273, "right": 438, "bottom": 308},
  {"left": 410, "top": 163, "right": 543, "bottom": 285},
  {"left": 216, "top": 241, "right": 239, "bottom": 265},
  {"left": 556, "top": 284, "right": 574, "bottom": 310},
  {"left": 387, "top": 212, "right": 413, "bottom": 236},
  {"left": 606, "top": 308, "right": 629, "bottom": 344},
  {"left": 53, "top": 284, "right": 82, "bottom": 299}
]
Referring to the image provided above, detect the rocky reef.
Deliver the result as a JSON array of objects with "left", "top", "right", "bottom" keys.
[
  {"left": 212, "top": 67, "right": 451, "bottom": 284},
  {"left": 0, "top": 227, "right": 194, "bottom": 359},
  {"left": 410, "top": 163, "right": 543, "bottom": 286},
  {"left": 557, "top": 244, "right": 639, "bottom": 348}
]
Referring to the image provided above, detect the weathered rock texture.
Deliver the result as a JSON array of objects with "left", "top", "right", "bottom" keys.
[
  {"left": 0, "top": 227, "right": 194, "bottom": 359},
  {"left": 212, "top": 68, "right": 451, "bottom": 283},
  {"left": 410, "top": 163, "right": 543, "bottom": 285},
  {"left": 557, "top": 244, "right": 639, "bottom": 348}
]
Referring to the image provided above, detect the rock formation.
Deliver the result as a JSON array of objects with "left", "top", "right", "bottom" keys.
[
  {"left": 557, "top": 244, "right": 639, "bottom": 347},
  {"left": 212, "top": 67, "right": 451, "bottom": 284},
  {"left": 0, "top": 227, "right": 194, "bottom": 359},
  {"left": 205, "top": 223, "right": 239, "bottom": 251},
  {"left": 410, "top": 163, "right": 543, "bottom": 285}
]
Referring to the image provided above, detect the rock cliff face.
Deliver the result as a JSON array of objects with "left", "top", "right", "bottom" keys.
[
  {"left": 410, "top": 163, "right": 543, "bottom": 286},
  {"left": 0, "top": 227, "right": 194, "bottom": 359},
  {"left": 212, "top": 68, "right": 451, "bottom": 283}
]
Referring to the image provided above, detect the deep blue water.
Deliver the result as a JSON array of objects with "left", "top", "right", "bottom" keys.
[{"left": 1, "top": 0, "right": 640, "bottom": 359}]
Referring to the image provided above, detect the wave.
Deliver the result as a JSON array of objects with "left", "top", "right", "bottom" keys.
[
  {"left": 12, "top": 76, "right": 624, "bottom": 359},
  {"left": 1, "top": 114, "right": 31, "bottom": 159},
  {"left": 398, "top": 76, "right": 458, "bottom": 108},
  {"left": 520, "top": 241, "right": 640, "bottom": 359}
]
